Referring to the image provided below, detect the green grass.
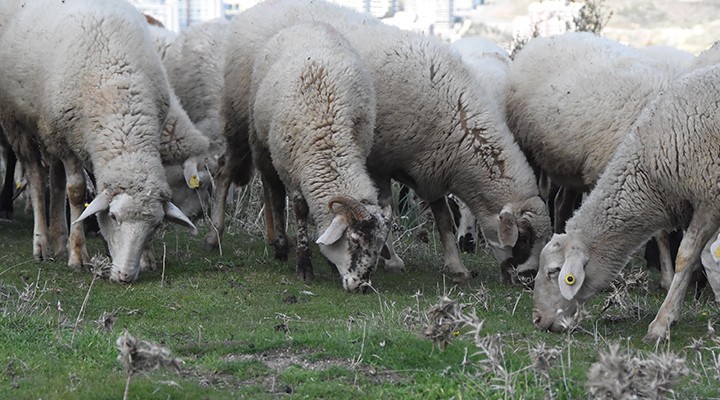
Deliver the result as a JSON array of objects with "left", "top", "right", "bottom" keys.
[{"left": 0, "top": 203, "right": 719, "bottom": 399}]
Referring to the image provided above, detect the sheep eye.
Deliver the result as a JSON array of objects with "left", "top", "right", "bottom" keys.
[
  {"left": 109, "top": 212, "right": 118, "bottom": 223},
  {"left": 546, "top": 266, "right": 560, "bottom": 278}
]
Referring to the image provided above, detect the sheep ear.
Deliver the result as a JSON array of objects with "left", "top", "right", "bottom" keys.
[
  {"left": 497, "top": 210, "right": 519, "bottom": 247},
  {"left": 711, "top": 234, "right": 720, "bottom": 262},
  {"left": 317, "top": 214, "right": 349, "bottom": 246},
  {"left": 558, "top": 248, "right": 588, "bottom": 300},
  {"left": 183, "top": 158, "right": 200, "bottom": 189},
  {"left": 73, "top": 191, "right": 110, "bottom": 224},
  {"left": 164, "top": 201, "right": 197, "bottom": 235}
]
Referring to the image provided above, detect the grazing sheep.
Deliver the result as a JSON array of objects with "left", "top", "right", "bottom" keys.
[
  {"left": 215, "top": 0, "right": 551, "bottom": 284},
  {"left": 506, "top": 32, "right": 683, "bottom": 288},
  {"left": 160, "top": 18, "right": 230, "bottom": 220},
  {"left": 144, "top": 19, "right": 217, "bottom": 220},
  {"left": 0, "top": 0, "right": 196, "bottom": 282},
  {"left": 532, "top": 63, "right": 720, "bottom": 341},
  {"left": 250, "top": 22, "right": 391, "bottom": 291}
]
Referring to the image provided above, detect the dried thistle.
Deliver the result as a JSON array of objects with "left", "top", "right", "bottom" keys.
[
  {"left": 557, "top": 305, "right": 591, "bottom": 333},
  {"left": 530, "top": 342, "right": 561, "bottom": 376},
  {"left": 88, "top": 254, "right": 112, "bottom": 279},
  {"left": 600, "top": 266, "right": 649, "bottom": 322},
  {"left": 97, "top": 310, "right": 118, "bottom": 334},
  {"left": 423, "top": 296, "right": 463, "bottom": 350},
  {"left": 587, "top": 343, "right": 689, "bottom": 399},
  {"left": 116, "top": 330, "right": 183, "bottom": 400},
  {"left": 421, "top": 295, "right": 482, "bottom": 349}
]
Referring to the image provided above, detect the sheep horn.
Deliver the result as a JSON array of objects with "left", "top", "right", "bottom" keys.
[{"left": 327, "top": 195, "right": 372, "bottom": 222}]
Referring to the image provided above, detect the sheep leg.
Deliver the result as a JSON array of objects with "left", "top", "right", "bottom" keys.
[
  {"left": 63, "top": 155, "right": 90, "bottom": 269},
  {"left": 48, "top": 157, "right": 68, "bottom": 259},
  {"left": 376, "top": 177, "right": 405, "bottom": 273},
  {"left": 0, "top": 145, "right": 16, "bottom": 220},
  {"left": 645, "top": 212, "right": 719, "bottom": 342},
  {"left": 553, "top": 186, "right": 581, "bottom": 234},
  {"left": 655, "top": 230, "right": 675, "bottom": 290},
  {"left": 25, "top": 158, "right": 50, "bottom": 261},
  {"left": 261, "top": 172, "right": 288, "bottom": 261},
  {"left": 204, "top": 157, "right": 230, "bottom": 251},
  {"left": 293, "top": 194, "right": 313, "bottom": 282},
  {"left": 429, "top": 197, "right": 471, "bottom": 282}
]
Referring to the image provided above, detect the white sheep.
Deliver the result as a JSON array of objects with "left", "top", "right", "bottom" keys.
[
  {"left": 144, "top": 18, "right": 219, "bottom": 221},
  {"left": 214, "top": 0, "right": 551, "bottom": 283},
  {"left": 160, "top": 18, "right": 230, "bottom": 221},
  {"left": 0, "top": 0, "right": 197, "bottom": 282},
  {"left": 506, "top": 32, "right": 683, "bottom": 287},
  {"left": 532, "top": 63, "right": 720, "bottom": 341},
  {"left": 250, "top": 22, "right": 391, "bottom": 291}
]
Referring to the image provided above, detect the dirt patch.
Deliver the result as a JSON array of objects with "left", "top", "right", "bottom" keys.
[{"left": 182, "top": 347, "right": 406, "bottom": 395}]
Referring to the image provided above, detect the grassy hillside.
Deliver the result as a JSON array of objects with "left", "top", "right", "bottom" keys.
[{"left": 1, "top": 185, "right": 719, "bottom": 399}]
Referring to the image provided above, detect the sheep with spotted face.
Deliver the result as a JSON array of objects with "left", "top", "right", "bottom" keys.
[
  {"left": 249, "top": 22, "right": 390, "bottom": 292},
  {"left": 0, "top": 0, "right": 197, "bottom": 283},
  {"left": 532, "top": 63, "right": 720, "bottom": 342},
  {"left": 214, "top": 0, "right": 551, "bottom": 284}
]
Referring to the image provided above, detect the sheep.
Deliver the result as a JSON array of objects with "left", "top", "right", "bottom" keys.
[
  {"left": 143, "top": 18, "right": 218, "bottom": 221},
  {"left": 249, "top": 22, "right": 391, "bottom": 291},
  {"left": 532, "top": 63, "right": 720, "bottom": 342},
  {"left": 506, "top": 32, "right": 684, "bottom": 288},
  {"left": 0, "top": 0, "right": 197, "bottom": 283},
  {"left": 215, "top": 0, "right": 551, "bottom": 284},
  {"left": 161, "top": 18, "right": 230, "bottom": 220}
]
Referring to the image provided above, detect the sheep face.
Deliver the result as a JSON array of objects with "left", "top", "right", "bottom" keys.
[
  {"left": 76, "top": 191, "right": 196, "bottom": 283},
  {"left": 317, "top": 202, "right": 392, "bottom": 293},
  {"left": 532, "top": 234, "right": 589, "bottom": 332}
]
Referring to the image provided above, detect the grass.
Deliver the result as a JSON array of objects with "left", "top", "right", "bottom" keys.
[{"left": 1, "top": 190, "right": 719, "bottom": 399}]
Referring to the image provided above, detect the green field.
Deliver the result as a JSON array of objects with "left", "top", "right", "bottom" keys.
[{"left": 0, "top": 189, "right": 718, "bottom": 399}]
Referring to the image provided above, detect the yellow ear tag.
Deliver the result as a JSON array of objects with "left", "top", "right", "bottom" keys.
[
  {"left": 16, "top": 182, "right": 22, "bottom": 190},
  {"left": 564, "top": 274, "right": 576, "bottom": 285},
  {"left": 189, "top": 175, "right": 200, "bottom": 189},
  {"left": 84, "top": 202, "right": 90, "bottom": 208}
]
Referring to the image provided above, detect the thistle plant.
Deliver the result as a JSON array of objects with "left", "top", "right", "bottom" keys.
[{"left": 116, "top": 330, "right": 183, "bottom": 400}]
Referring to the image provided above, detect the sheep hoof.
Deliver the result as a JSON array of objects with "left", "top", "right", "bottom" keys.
[
  {"left": 204, "top": 234, "right": 220, "bottom": 252},
  {"left": 296, "top": 267, "right": 314, "bottom": 283},
  {"left": 449, "top": 269, "right": 472, "bottom": 283},
  {"left": 273, "top": 238, "right": 289, "bottom": 261},
  {"left": 643, "top": 321, "right": 670, "bottom": 343}
]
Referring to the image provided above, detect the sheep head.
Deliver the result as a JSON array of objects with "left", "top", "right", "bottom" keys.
[
  {"left": 480, "top": 196, "right": 552, "bottom": 282},
  {"left": 74, "top": 189, "right": 196, "bottom": 283},
  {"left": 316, "top": 195, "right": 392, "bottom": 293},
  {"left": 532, "top": 233, "right": 589, "bottom": 332}
]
